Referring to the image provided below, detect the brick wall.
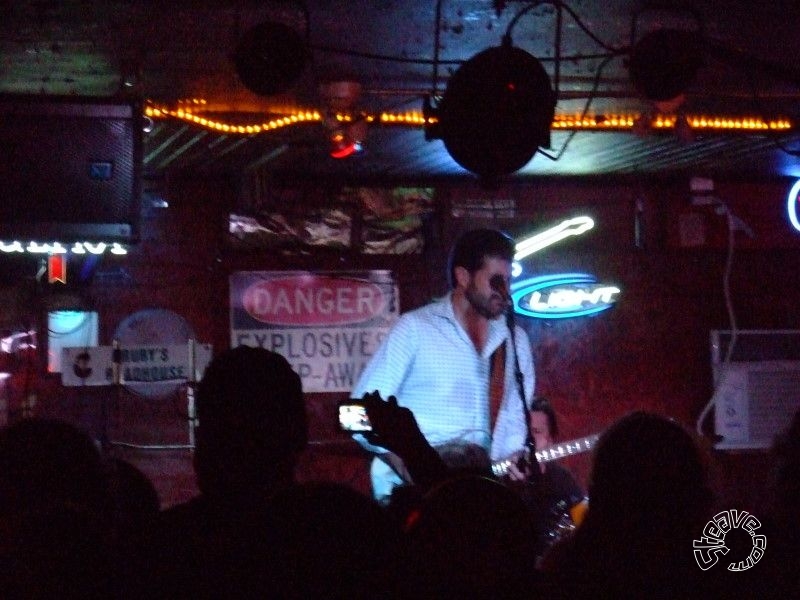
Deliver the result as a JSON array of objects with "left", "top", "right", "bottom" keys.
[{"left": 9, "top": 174, "right": 798, "bottom": 511}]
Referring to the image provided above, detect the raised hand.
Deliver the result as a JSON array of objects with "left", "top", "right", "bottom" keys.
[{"left": 360, "top": 391, "right": 449, "bottom": 489}]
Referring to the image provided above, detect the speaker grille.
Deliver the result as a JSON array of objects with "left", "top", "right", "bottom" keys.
[{"left": 0, "top": 97, "right": 141, "bottom": 242}]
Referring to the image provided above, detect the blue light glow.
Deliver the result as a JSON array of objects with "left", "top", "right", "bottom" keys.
[
  {"left": 788, "top": 179, "right": 800, "bottom": 232},
  {"left": 510, "top": 273, "right": 620, "bottom": 319}
]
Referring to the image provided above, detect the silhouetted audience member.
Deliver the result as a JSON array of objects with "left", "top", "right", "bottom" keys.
[
  {"left": 127, "top": 346, "right": 309, "bottom": 598},
  {"left": 758, "top": 408, "right": 800, "bottom": 598},
  {"left": 540, "top": 411, "right": 713, "bottom": 598},
  {"left": 436, "top": 439, "right": 493, "bottom": 475},
  {"left": 106, "top": 458, "right": 160, "bottom": 549},
  {"left": 360, "top": 391, "right": 496, "bottom": 528},
  {"left": 389, "top": 440, "right": 497, "bottom": 532},
  {"left": 266, "top": 481, "right": 400, "bottom": 599},
  {"left": 398, "top": 474, "right": 542, "bottom": 599},
  {"left": 0, "top": 418, "right": 115, "bottom": 599},
  {"left": 360, "top": 391, "right": 450, "bottom": 490}
]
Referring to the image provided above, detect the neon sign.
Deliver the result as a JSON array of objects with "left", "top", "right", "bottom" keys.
[
  {"left": 788, "top": 179, "right": 800, "bottom": 232},
  {"left": 0, "top": 241, "right": 128, "bottom": 255},
  {"left": 514, "top": 216, "right": 594, "bottom": 261},
  {"left": 510, "top": 273, "right": 620, "bottom": 319}
]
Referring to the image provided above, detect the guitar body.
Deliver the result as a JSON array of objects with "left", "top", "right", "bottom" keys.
[
  {"left": 569, "top": 497, "right": 589, "bottom": 526},
  {"left": 493, "top": 433, "right": 598, "bottom": 564}
]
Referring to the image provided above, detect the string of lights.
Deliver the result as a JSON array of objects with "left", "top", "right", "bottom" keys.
[{"left": 146, "top": 100, "right": 793, "bottom": 135}]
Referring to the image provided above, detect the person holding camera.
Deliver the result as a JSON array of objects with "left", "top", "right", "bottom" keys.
[{"left": 350, "top": 228, "right": 535, "bottom": 504}]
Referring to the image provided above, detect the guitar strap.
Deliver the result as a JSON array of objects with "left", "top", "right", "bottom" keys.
[{"left": 488, "top": 341, "right": 506, "bottom": 430}]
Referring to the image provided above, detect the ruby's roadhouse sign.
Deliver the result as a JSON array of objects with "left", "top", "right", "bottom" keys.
[{"left": 230, "top": 270, "right": 399, "bottom": 393}]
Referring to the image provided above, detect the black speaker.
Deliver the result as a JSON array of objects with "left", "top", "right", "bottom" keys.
[
  {"left": 438, "top": 44, "right": 555, "bottom": 180},
  {"left": 0, "top": 96, "right": 141, "bottom": 243},
  {"left": 233, "top": 21, "right": 308, "bottom": 97}
]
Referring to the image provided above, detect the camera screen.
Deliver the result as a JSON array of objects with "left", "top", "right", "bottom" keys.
[{"left": 338, "top": 403, "right": 372, "bottom": 432}]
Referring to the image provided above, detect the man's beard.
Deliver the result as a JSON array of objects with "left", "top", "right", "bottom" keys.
[{"left": 465, "top": 284, "right": 505, "bottom": 320}]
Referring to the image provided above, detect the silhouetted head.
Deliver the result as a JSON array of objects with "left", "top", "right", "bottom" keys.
[
  {"left": 266, "top": 482, "right": 399, "bottom": 598},
  {"left": 588, "top": 411, "right": 710, "bottom": 532},
  {"left": 400, "top": 475, "right": 539, "bottom": 598},
  {"left": 435, "top": 441, "right": 492, "bottom": 476},
  {"left": 107, "top": 458, "right": 160, "bottom": 535},
  {"left": 0, "top": 417, "right": 108, "bottom": 518},
  {"left": 194, "top": 346, "right": 307, "bottom": 499},
  {"left": 0, "top": 418, "right": 114, "bottom": 597},
  {"left": 771, "top": 408, "right": 800, "bottom": 527}
]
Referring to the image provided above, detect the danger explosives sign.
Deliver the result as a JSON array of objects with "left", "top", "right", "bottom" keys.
[{"left": 230, "top": 271, "right": 399, "bottom": 393}]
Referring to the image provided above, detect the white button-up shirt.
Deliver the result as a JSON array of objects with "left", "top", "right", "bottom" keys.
[{"left": 352, "top": 292, "right": 535, "bottom": 502}]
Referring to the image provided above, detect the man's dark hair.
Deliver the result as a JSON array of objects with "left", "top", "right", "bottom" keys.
[
  {"left": 530, "top": 397, "right": 559, "bottom": 438},
  {"left": 194, "top": 346, "right": 307, "bottom": 496},
  {"left": 447, "top": 228, "right": 514, "bottom": 288}
]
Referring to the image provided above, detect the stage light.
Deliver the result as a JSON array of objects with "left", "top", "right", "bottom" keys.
[
  {"left": 329, "top": 132, "right": 362, "bottom": 159},
  {"left": 435, "top": 41, "right": 556, "bottom": 180},
  {"left": 328, "top": 118, "right": 367, "bottom": 159}
]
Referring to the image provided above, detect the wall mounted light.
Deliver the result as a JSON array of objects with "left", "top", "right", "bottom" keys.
[
  {"left": 328, "top": 118, "right": 367, "bottom": 159},
  {"left": 320, "top": 81, "right": 368, "bottom": 159}
]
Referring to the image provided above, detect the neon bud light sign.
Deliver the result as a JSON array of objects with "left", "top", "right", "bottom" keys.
[
  {"left": 788, "top": 179, "right": 800, "bottom": 232},
  {"left": 510, "top": 273, "right": 620, "bottom": 319}
]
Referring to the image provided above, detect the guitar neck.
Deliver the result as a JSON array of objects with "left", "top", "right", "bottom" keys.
[
  {"left": 535, "top": 434, "right": 599, "bottom": 464},
  {"left": 491, "top": 433, "right": 599, "bottom": 477}
]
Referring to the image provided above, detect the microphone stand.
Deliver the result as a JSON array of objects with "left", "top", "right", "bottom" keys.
[{"left": 505, "top": 307, "right": 539, "bottom": 481}]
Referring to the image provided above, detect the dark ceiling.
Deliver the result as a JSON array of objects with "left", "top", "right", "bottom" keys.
[{"left": 2, "top": 0, "right": 800, "bottom": 184}]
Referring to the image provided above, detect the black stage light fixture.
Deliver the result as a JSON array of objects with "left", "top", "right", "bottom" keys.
[
  {"left": 436, "top": 42, "right": 556, "bottom": 180},
  {"left": 233, "top": 21, "right": 308, "bottom": 97},
  {"left": 627, "top": 28, "right": 703, "bottom": 104}
]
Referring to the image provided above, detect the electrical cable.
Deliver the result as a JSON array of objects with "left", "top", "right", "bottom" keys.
[
  {"left": 504, "top": 1, "right": 624, "bottom": 54},
  {"left": 431, "top": 0, "right": 445, "bottom": 95},
  {"left": 310, "top": 43, "right": 618, "bottom": 65},
  {"left": 744, "top": 68, "right": 800, "bottom": 157},
  {"left": 537, "top": 52, "right": 618, "bottom": 161},
  {"left": 488, "top": 0, "right": 630, "bottom": 164},
  {"left": 694, "top": 202, "right": 740, "bottom": 437}
]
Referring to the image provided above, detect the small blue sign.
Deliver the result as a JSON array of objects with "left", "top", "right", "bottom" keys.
[{"left": 89, "top": 162, "right": 113, "bottom": 181}]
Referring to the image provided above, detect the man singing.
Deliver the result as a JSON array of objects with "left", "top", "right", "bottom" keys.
[{"left": 352, "top": 228, "right": 535, "bottom": 503}]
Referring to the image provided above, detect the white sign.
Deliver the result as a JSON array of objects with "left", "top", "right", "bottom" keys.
[
  {"left": 230, "top": 270, "right": 399, "bottom": 393},
  {"left": 61, "top": 343, "right": 212, "bottom": 387}
]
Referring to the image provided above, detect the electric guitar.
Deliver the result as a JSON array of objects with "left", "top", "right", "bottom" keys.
[{"left": 491, "top": 432, "right": 600, "bottom": 478}]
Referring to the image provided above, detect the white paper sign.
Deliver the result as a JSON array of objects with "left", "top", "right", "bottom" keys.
[{"left": 61, "top": 343, "right": 212, "bottom": 388}]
